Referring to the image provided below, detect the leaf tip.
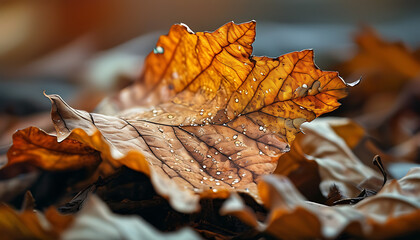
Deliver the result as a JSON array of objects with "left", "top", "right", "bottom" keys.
[{"left": 347, "top": 77, "right": 361, "bottom": 87}]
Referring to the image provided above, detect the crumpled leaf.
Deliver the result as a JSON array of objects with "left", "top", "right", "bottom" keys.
[
  {"left": 62, "top": 195, "right": 201, "bottom": 240},
  {"left": 6, "top": 21, "right": 350, "bottom": 212},
  {"left": 275, "top": 117, "right": 381, "bottom": 199},
  {"left": 222, "top": 168, "right": 420, "bottom": 239}
]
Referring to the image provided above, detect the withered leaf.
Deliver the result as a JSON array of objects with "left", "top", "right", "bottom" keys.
[
  {"left": 276, "top": 118, "right": 381, "bottom": 199},
  {"left": 6, "top": 21, "right": 350, "bottom": 212},
  {"left": 7, "top": 127, "right": 100, "bottom": 171},
  {"left": 222, "top": 168, "right": 420, "bottom": 239},
  {"left": 62, "top": 195, "right": 201, "bottom": 240},
  {"left": 340, "top": 26, "right": 420, "bottom": 100},
  {"left": 0, "top": 203, "right": 73, "bottom": 240}
]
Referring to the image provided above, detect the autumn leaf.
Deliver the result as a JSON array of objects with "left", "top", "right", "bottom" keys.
[
  {"left": 62, "top": 195, "right": 201, "bottom": 240},
  {"left": 222, "top": 168, "right": 420, "bottom": 239},
  {"left": 339, "top": 26, "right": 420, "bottom": 107},
  {"left": 7, "top": 127, "right": 101, "bottom": 171},
  {"left": 0, "top": 202, "right": 73, "bottom": 240},
  {"left": 275, "top": 118, "right": 381, "bottom": 199},
  {"left": 6, "top": 21, "right": 350, "bottom": 212}
]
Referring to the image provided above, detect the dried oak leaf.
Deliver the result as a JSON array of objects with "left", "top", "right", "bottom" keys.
[
  {"left": 6, "top": 21, "right": 350, "bottom": 212},
  {"left": 222, "top": 168, "right": 420, "bottom": 239}
]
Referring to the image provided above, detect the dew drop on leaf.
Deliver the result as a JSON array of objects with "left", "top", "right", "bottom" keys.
[{"left": 153, "top": 46, "right": 164, "bottom": 54}]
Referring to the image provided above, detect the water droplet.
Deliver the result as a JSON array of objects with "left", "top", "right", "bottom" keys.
[
  {"left": 216, "top": 182, "right": 220, "bottom": 186},
  {"left": 199, "top": 112, "right": 204, "bottom": 116},
  {"left": 228, "top": 156, "right": 232, "bottom": 160},
  {"left": 259, "top": 150, "right": 263, "bottom": 155},
  {"left": 172, "top": 71, "right": 179, "bottom": 79},
  {"left": 215, "top": 152, "right": 218, "bottom": 155},
  {"left": 213, "top": 189, "right": 218, "bottom": 192},
  {"left": 170, "top": 149, "right": 174, "bottom": 153},
  {"left": 153, "top": 46, "right": 164, "bottom": 54},
  {"left": 244, "top": 62, "right": 247, "bottom": 65},
  {"left": 203, "top": 165, "right": 207, "bottom": 169},
  {"left": 241, "top": 173, "right": 246, "bottom": 177},
  {"left": 207, "top": 155, "right": 211, "bottom": 158},
  {"left": 302, "top": 83, "right": 308, "bottom": 88},
  {"left": 57, "top": 119, "right": 61, "bottom": 122},
  {"left": 216, "top": 171, "right": 221, "bottom": 175},
  {"left": 158, "top": 127, "right": 164, "bottom": 133},
  {"left": 235, "top": 141, "right": 241, "bottom": 147},
  {"left": 260, "top": 72, "right": 264, "bottom": 76},
  {"left": 232, "top": 135, "right": 238, "bottom": 140},
  {"left": 207, "top": 112, "right": 212, "bottom": 116},
  {"left": 235, "top": 98, "right": 239, "bottom": 103},
  {"left": 185, "top": 168, "right": 191, "bottom": 172},
  {"left": 167, "top": 114, "right": 174, "bottom": 119},
  {"left": 237, "top": 152, "right": 242, "bottom": 156},
  {"left": 259, "top": 126, "right": 264, "bottom": 131},
  {"left": 203, "top": 177, "right": 208, "bottom": 180},
  {"left": 190, "top": 159, "right": 194, "bottom": 163},
  {"left": 228, "top": 175, "right": 233, "bottom": 179},
  {"left": 253, "top": 77, "right": 257, "bottom": 82},
  {"left": 245, "top": 188, "right": 249, "bottom": 192}
]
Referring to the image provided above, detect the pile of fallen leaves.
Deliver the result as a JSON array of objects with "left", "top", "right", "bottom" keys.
[{"left": 1, "top": 21, "right": 419, "bottom": 239}]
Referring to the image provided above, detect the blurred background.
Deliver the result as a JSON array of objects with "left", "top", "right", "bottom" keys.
[{"left": 1, "top": 0, "right": 420, "bottom": 166}]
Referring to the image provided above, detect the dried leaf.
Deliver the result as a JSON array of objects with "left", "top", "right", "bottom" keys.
[
  {"left": 62, "top": 195, "right": 201, "bottom": 240},
  {"left": 341, "top": 26, "right": 420, "bottom": 96},
  {"left": 7, "top": 21, "right": 350, "bottom": 212},
  {"left": 275, "top": 117, "right": 381, "bottom": 199},
  {"left": 222, "top": 168, "right": 420, "bottom": 239},
  {"left": 0, "top": 204, "right": 73, "bottom": 240},
  {"left": 6, "top": 127, "right": 101, "bottom": 171}
]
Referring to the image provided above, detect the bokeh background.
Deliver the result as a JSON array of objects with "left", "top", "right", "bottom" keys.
[{"left": 1, "top": 0, "right": 420, "bottom": 160}]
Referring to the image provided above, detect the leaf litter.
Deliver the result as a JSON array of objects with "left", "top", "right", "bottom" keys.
[{"left": 0, "top": 21, "right": 419, "bottom": 239}]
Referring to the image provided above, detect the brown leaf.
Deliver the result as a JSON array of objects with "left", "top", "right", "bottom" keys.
[
  {"left": 275, "top": 118, "right": 381, "bottom": 199},
  {"left": 7, "top": 21, "right": 350, "bottom": 212},
  {"left": 222, "top": 168, "right": 420, "bottom": 239}
]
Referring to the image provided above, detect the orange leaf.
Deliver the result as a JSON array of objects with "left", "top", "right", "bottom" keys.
[
  {"left": 340, "top": 27, "right": 420, "bottom": 96},
  {"left": 0, "top": 204, "right": 73, "bottom": 240},
  {"left": 7, "top": 21, "right": 350, "bottom": 212},
  {"left": 7, "top": 127, "right": 100, "bottom": 171}
]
